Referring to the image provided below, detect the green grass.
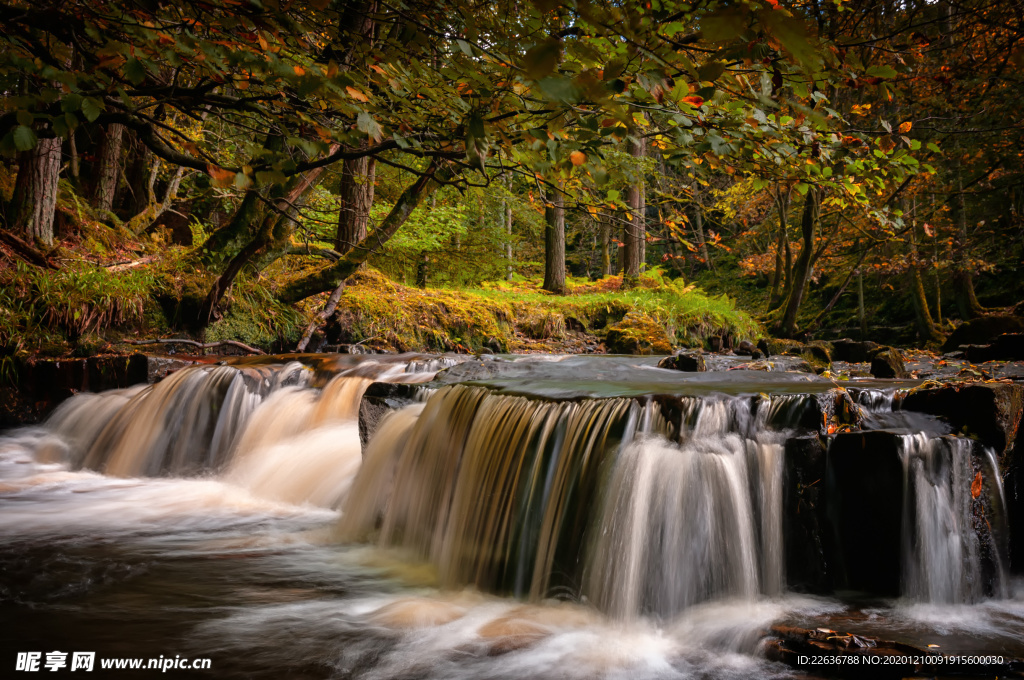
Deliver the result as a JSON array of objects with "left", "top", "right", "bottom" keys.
[{"left": 330, "top": 267, "right": 761, "bottom": 353}]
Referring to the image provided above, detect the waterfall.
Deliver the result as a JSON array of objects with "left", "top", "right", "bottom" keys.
[
  {"left": 341, "top": 386, "right": 790, "bottom": 618},
  {"left": 899, "top": 434, "right": 983, "bottom": 604}
]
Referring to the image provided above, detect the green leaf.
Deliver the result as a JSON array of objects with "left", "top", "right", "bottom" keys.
[
  {"left": 760, "top": 9, "right": 815, "bottom": 66},
  {"left": 926, "top": 142, "right": 941, "bottom": 153},
  {"left": 794, "top": 182, "right": 809, "bottom": 195},
  {"left": 81, "top": 97, "right": 103, "bottom": 122},
  {"left": 523, "top": 39, "right": 560, "bottom": 80},
  {"left": 16, "top": 110, "right": 33, "bottom": 127},
  {"left": 125, "top": 58, "right": 147, "bottom": 85},
  {"left": 701, "top": 8, "right": 747, "bottom": 42},
  {"left": 865, "top": 65, "right": 898, "bottom": 79},
  {"left": 61, "top": 94, "right": 83, "bottom": 113},
  {"left": 13, "top": 125, "right": 36, "bottom": 151},
  {"left": 697, "top": 61, "right": 727, "bottom": 82},
  {"left": 356, "top": 111, "right": 382, "bottom": 141},
  {"left": 456, "top": 39, "right": 475, "bottom": 57}
]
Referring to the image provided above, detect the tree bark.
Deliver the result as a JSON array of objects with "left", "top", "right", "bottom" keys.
[
  {"left": 10, "top": 137, "right": 62, "bottom": 246},
  {"left": 691, "top": 199, "right": 712, "bottom": 271},
  {"left": 905, "top": 201, "right": 944, "bottom": 344},
  {"left": 599, "top": 213, "right": 612, "bottom": 277},
  {"left": 278, "top": 163, "right": 448, "bottom": 304},
  {"left": 623, "top": 135, "right": 646, "bottom": 285},
  {"left": 200, "top": 162, "right": 334, "bottom": 322},
  {"left": 504, "top": 171, "right": 513, "bottom": 281},
  {"left": 92, "top": 123, "right": 124, "bottom": 214},
  {"left": 543, "top": 186, "right": 566, "bottom": 294},
  {"left": 951, "top": 152, "right": 986, "bottom": 319},
  {"left": 335, "top": 156, "right": 376, "bottom": 255},
  {"left": 777, "top": 186, "right": 820, "bottom": 337},
  {"left": 768, "top": 185, "right": 791, "bottom": 311}
]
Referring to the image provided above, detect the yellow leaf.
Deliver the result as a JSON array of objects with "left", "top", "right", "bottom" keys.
[{"left": 346, "top": 86, "right": 369, "bottom": 102}]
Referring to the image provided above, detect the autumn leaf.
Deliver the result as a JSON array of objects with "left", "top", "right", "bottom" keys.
[
  {"left": 971, "top": 471, "right": 983, "bottom": 499},
  {"left": 898, "top": 121, "right": 912, "bottom": 133},
  {"left": 294, "top": 65, "right": 306, "bottom": 76},
  {"left": 682, "top": 95, "right": 704, "bottom": 107},
  {"left": 346, "top": 86, "right": 369, "bottom": 102},
  {"left": 569, "top": 150, "right": 586, "bottom": 166},
  {"left": 207, "top": 164, "right": 236, "bottom": 187},
  {"left": 923, "top": 223, "right": 935, "bottom": 237}
]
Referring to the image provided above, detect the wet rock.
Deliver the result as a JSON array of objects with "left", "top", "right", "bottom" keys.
[
  {"left": 901, "top": 383, "right": 1023, "bottom": 456},
  {"left": 656, "top": 351, "right": 706, "bottom": 372},
  {"left": 358, "top": 382, "right": 425, "bottom": 450},
  {"left": 766, "top": 624, "right": 955, "bottom": 679},
  {"left": 784, "top": 435, "right": 830, "bottom": 593},
  {"left": 826, "top": 431, "right": 906, "bottom": 595},
  {"left": 962, "top": 333, "right": 1024, "bottom": 363},
  {"left": 942, "top": 314, "right": 1024, "bottom": 352},
  {"left": 0, "top": 353, "right": 151, "bottom": 426},
  {"left": 757, "top": 338, "right": 771, "bottom": 357},
  {"left": 869, "top": 347, "right": 908, "bottom": 379},
  {"left": 831, "top": 338, "right": 879, "bottom": 363},
  {"left": 736, "top": 340, "right": 762, "bottom": 360},
  {"left": 708, "top": 335, "right": 722, "bottom": 352}
]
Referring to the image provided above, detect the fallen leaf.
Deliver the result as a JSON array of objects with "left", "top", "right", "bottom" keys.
[{"left": 971, "top": 470, "right": 983, "bottom": 499}]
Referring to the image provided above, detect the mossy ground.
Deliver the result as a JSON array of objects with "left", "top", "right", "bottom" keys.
[{"left": 324, "top": 267, "right": 761, "bottom": 354}]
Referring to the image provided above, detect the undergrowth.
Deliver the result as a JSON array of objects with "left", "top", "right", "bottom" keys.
[{"left": 329, "top": 267, "right": 760, "bottom": 353}]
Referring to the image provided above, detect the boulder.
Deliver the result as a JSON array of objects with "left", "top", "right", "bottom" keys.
[
  {"left": 942, "top": 314, "right": 1024, "bottom": 352},
  {"left": 603, "top": 312, "right": 673, "bottom": 355},
  {"left": 831, "top": 338, "right": 879, "bottom": 363},
  {"left": 826, "top": 431, "right": 907, "bottom": 595},
  {"left": 358, "top": 382, "right": 425, "bottom": 450},
  {"left": 962, "top": 333, "right": 1024, "bottom": 363},
  {"left": 735, "top": 340, "right": 763, "bottom": 360},
  {"left": 869, "top": 347, "right": 908, "bottom": 379},
  {"left": 901, "top": 383, "right": 1023, "bottom": 457},
  {"left": 783, "top": 435, "right": 830, "bottom": 593},
  {"left": 656, "top": 351, "right": 706, "bottom": 372}
]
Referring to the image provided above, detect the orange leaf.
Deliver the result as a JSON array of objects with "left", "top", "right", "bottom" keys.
[
  {"left": 293, "top": 65, "right": 306, "bottom": 76},
  {"left": 206, "top": 164, "right": 235, "bottom": 187},
  {"left": 971, "top": 471, "right": 983, "bottom": 499},
  {"left": 898, "top": 121, "right": 913, "bottom": 133},
  {"left": 682, "top": 95, "right": 704, "bottom": 107},
  {"left": 569, "top": 150, "right": 586, "bottom": 166},
  {"left": 346, "top": 86, "right": 369, "bottom": 102}
]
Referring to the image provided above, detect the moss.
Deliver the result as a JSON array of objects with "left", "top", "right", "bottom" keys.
[{"left": 604, "top": 312, "right": 674, "bottom": 355}]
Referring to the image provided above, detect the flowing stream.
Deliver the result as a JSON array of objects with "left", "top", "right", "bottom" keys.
[{"left": 1, "top": 354, "right": 1022, "bottom": 679}]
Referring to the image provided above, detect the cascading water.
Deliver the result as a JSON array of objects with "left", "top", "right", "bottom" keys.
[
  {"left": 899, "top": 434, "right": 982, "bottom": 604},
  {"left": 2, "top": 353, "right": 1021, "bottom": 679},
  {"left": 341, "top": 387, "right": 812, "bottom": 619}
]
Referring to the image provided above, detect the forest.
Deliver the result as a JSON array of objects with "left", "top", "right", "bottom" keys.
[{"left": 1, "top": 0, "right": 1022, "bottom": 359}]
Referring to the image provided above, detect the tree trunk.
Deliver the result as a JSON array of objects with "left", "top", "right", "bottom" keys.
[
  {"left": 543, "top": 187, "right": 566, "bottom": 294},
  {"left": 201, "top": 159, "right": 335, "bottom": 322},
  {"left": 123, "top": 133, "right": 157, "bottom": 218},
  {"left": 623, "top": 135, "right": 646, "bottom": 285},
  {"left": 905, "top": 201, "right": 944, "bottom": 344},
  {"left": 10, "top": 137, "right": 62, "bottom": 246},
  {"left": 768, "top": 185, "right": 791, "bottom": 311},
  {"left": 92, "top": 123, "right": 124, "bottom": 214},
  {"left": 504, "top": 172, "right": 513, "bottom": 281},
  {"left": 857, "top": 269, "right": 867, "bottom": 338},
  {"left": 599, "top": 213, "right": 612, "bottom": 277},
  {"left": 691, "top": 199, "right": 713, "bottom": 271},
  {"left": 951, "top": 153, "right": 986, "bottom": 319},
  {"left": 777, "top": 186, "right": 820, "bottom": 337},
  {"left": 279, "top": 163, "right": 448, "bottom": 304},
  {"left": 335, "top": 156, "right": 376, "bottom": 255}
]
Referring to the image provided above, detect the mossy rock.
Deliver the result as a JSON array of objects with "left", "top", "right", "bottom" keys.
[
  {"left": 519, "top": 311, "right": 566, "bottom": 340},
  {"left": 765, "top": 339, "right": 832, "bottom": 368},
  {"left": 604, "top": 312, "right": 673, "bottom": 355},
  {"left": 869, "top": 346, "right": 909, "bottom": 379},
  {"left": 943, "top": 314, "right": 1024, "bottom": 352}
]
